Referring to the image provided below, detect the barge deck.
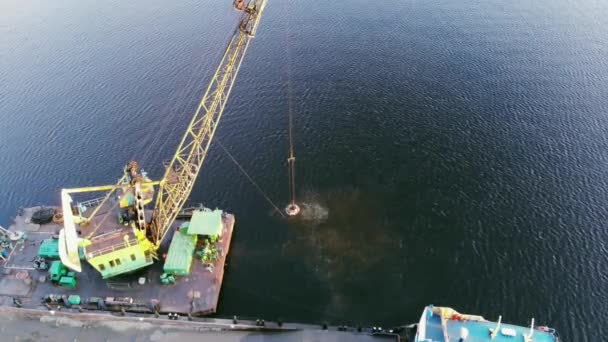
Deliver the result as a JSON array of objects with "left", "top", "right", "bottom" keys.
[{"left": 0, "top": 205, "right": 234, "bottom": 315}]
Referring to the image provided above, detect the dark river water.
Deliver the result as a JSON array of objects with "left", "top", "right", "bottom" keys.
[{"left": 2, "top": 1, "right": 608, "bottom": 340}]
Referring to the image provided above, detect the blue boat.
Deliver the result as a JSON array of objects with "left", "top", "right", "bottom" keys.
[{"left": 415, "top": 305, "right": 559, "bottom": 342}]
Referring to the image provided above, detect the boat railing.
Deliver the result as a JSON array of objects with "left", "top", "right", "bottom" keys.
[
  {"left": 86, "top": 238, "right": 139, "bottom": 258},
  {"left": 78, "top": 196, "right": 107, "bottom": 209}
]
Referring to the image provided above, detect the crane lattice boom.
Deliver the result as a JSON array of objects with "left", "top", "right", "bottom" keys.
[
  {"left": 56, "top": 1, "right": 266, "bottom": 277},
  {"left": 150, "top": 0, "right": 266, "bottom": 246}
]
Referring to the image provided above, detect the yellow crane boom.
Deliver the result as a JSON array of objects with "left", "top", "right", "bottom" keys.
[
  {"left": 150, "top": 0, "right": 267, "bottom": 246},
  {"left": 57, "top": 0, "right": 267, "bottom": 276}
]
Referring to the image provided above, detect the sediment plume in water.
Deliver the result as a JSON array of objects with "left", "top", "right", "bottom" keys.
[
  {"left": 282, "top": 188, "right": 400, "bottom": 319},
  {"left": 298, "top": 201, "right": 330, "bottom": 223}
]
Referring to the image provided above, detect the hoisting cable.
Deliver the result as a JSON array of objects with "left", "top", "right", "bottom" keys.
[
  {"left": 284, "top": 2, "right": 300, "bottom": 217},
  {"left": 86, "top": 193, "right": 124, "bottom": 240},
  {"left": 216, "top": 139, "right": 286, "bottom": 218},
  {"left": 140, "top": 54, "right": 213, "bottom": 165}
]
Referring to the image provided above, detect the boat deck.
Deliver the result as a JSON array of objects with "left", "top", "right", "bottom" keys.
[
  {"left": 418, "top": 306, "right": 557, "bottom": 342},
  {"left": 0, "top": 206, "right": 234, "bottom": 315},
  {"left": 445, "top": 319, "right": 556, "bottom": 342},
  {"left": 78, "top": 198, "right": 139, "bottom": 256}
]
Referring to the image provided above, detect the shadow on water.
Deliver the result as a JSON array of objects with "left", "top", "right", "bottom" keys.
[{"left": 0, "top": 312, "right": 391, "bottom": 342}]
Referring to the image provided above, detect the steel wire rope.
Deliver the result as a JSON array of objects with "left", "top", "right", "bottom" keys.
[
  {"left": 139, "top": 14, "right": 237, "bottom": 165},
  {"left": 111, "top": 58, "right": 210, "bottom": 237},
  {"left": 133, "top": 60, "right": 197, "bottom": 162},
  {"left": 145, "top": 17, "right": 242, "bottom": 170},
  {"left": 143, "top": 57, "right": 210, "bottom": 159},
  {"left": 85, "top": 193, "right": 124, "bottom": 240},
  {"left": 284, "top": 0, "right": 298, "bottom": 209},
  {"left": 216, "top": 139, "right": 286, "bottom": 218},
  {"left": 139, "top": 52, "right": 216, "bottom": 166},
  {"left": 77, "top": 8, "right": 247, "bottom": 255}
]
